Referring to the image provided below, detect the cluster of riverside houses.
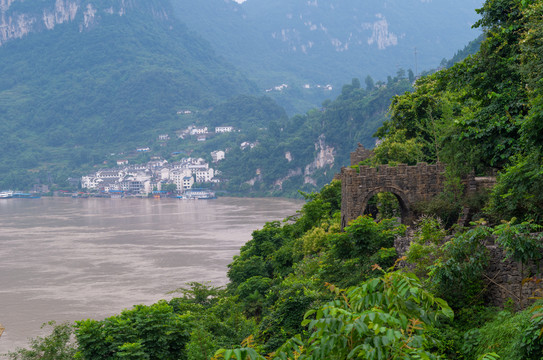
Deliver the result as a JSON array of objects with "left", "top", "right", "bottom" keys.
[{"left": 81, "top": 157, "right": 219, "bottom": 195}]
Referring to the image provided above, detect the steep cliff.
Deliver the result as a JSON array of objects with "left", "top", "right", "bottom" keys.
[
  {"left": 0, "top": 0, "right": 173, "bottom": 45},
  {"left": 304, "top": 135, "right": 335, "bottom": 186}
]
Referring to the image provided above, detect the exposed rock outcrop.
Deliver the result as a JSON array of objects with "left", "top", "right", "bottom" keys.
[
  {"left": 274, "top": 168, "right": 302, "bottom": 190},
  {"left": 304, "top": 134, "right": 335, "bottom": 184},
  {"left": 0, "top": 0, "right": 169, "bottom": 46}
]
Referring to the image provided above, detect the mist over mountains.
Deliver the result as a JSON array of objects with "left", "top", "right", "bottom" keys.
[
  {"left": 172, "top": 0, "right": 483, "bottom": 112},
  {"left": 0, "top": 0, "right": 483, "bottom": 191}
]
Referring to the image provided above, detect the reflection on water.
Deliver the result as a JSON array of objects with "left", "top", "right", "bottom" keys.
[{"left": 0, "top": 197, "right": 302, "bottom": 353}]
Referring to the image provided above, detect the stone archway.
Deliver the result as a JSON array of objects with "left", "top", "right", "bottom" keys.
[
  {"left": 360, "top": 186, "right": 411, "bottom": 224},
  {"left": 340, "top": 160, "right": 446, "bottom": 229},
  {"left": 340, "top": 145, "right": 496, "bottom": 229}
]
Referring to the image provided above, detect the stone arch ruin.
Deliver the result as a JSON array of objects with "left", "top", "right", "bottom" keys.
[
  {"left": 340, "top": 144, "right": 496, "bottom": 228},
  {"left": 340, "top": 144, "right": 500, "bottom": 228},
  {"left": 340, "top": 144, "right": 447, "bottom": 227},
  {"left": 359, "top": 186, "right": 411, "bottom": 221},
  {"left": 340, "top": 161, "right": 446, "bottom": 227}
]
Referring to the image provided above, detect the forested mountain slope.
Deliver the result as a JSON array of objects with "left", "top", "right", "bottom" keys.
[
  {"left": 0, "top": 0, "right": 483, "bottom": 192},
  {"left": 0, "top": 0, "right": 256, "bottom": 188},
  {"left": 215, "top": 77, "right": 413, "bottom": 196}
]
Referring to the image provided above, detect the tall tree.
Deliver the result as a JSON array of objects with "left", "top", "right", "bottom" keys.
[{"left": 365, "top": 75, "right": 375, "bottom": 91}]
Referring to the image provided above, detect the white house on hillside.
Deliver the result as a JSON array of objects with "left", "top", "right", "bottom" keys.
[
  {"left": 240, "top": 141, "right": 257, "bottom": 150},
  {"left": 195, "top": 168, "right": 214, "bottom": 183},
  {"left": 171, "top": 169, "right": 193, "bottom": 190},
  {"left": 215, "top": 126, "right": 233, "bottom": 133},
  {"left": 190, "top": 127, "right": 208, "bottom": 135},
  {"left": 183, "top": 176, "right": 194, "bottom": 189}
]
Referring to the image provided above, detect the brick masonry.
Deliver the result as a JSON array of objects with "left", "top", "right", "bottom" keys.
[{"left": 340, "top": 144, "right": 496, "bottom": 228}]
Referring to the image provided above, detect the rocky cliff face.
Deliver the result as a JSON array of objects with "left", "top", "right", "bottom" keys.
[
  {"left": 270, "top": 6, "right": 401, "bottom": 53},
  {"left": 0, "top": 0, "right": 169, "bottom": 46},
  {"left": 303, "top": 134, "right": 335, "bottom": 186},
  {"left": 173, "top": 0, "right": 483, "bottom": 110}
]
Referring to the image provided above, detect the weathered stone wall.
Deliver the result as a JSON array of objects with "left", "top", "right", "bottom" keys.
[
  {"left": 341, "top": 144, "right": 513, "bottom": 305},
  {"left": 485, "top": 238, "right": 543, "bottom": 309},
  {"left": 394, "top": 234, "right": 543, "bottom": 309},
  {"left": 340, "top": 144, "right": 495, "bottom": 228},
  {"left": 350, "top": 144, "right": 374, "bottom": 166},
  {"left": 340, "top": 162, "right": 446, "bottom": 227}
]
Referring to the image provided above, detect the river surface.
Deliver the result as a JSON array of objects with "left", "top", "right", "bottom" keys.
[{"left": 0, "top": 197, "right": 303, "bottom": 353}]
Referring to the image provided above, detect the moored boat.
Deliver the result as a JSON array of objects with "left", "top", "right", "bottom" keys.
[
  {"left": 0, "top": 190, "right": 13, "bottom": 199},
  {"left": 180, "top": 189, "right": 216, "bottom": 200},
  {"left": 12, "top": 192, "right": 41, "bottom": 199}
]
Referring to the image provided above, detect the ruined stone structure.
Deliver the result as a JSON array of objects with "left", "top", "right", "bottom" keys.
[
  {"left": 395, "top": 234, "right": 543, "bottom": 309},
  {"left": 350, "top": 143, "right": 374, "bottom": 166},
  {"left": 340, "top": 144, "right": 496, "bottom": 227},
  {"left": 340, "top": 145, "right": 446, "bottom": 227},
  {"left": 341, "top": 144, "right": 528, "bottom": 308}
]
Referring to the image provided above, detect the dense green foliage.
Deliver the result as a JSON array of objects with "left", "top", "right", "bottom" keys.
[
  {"left": 370, "top": 0, "right": 543, "bottom": 221},
  {"left": 5, "top": 322, "right": 76, "bottom": 360},
  {"left": 9, "top": 0, "right": 543, "bottom": 359},
  {"left": 274, "top": 271, "right": 453, "bottom": 360},
  {"left": 439, "top": 34, "right": 486, "bottom": 70},
  {"left": 0, "top": 0, "right": 256, "bottom": 190},
  {"left": 75, "top": 301, "right": 191, "bottom": 360},
  {"left": 200, "top": 96, "right": 288, "bottom": 129},
  {"left": 214, "top": 77, "right": 413, "bottom": 197}
]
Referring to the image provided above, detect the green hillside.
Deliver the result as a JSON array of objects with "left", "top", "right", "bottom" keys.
[
  {"left": 0, "top": 0, "right": 256, "bottom": 189},
  {"left": 0, "top": 0, "right": 485, "bottom": 193},
  {"left": 8, "top": 1, "right": 543, "bottom": 359},
  {"left": 122, "top": 76, "right": 413, "bottom": 198},
  {"left": 214, "top": 76, "right": 413, "bottom": 196}
]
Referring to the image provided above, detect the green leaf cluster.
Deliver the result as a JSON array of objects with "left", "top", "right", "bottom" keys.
[
  {"left": 5, "top": 321, "right": 77, "bottom": 360},
  {"left": 74, "top": 301, "right": 191, "bottom": 360},
  {"left": 282, "top": 271, "right": 453, "bottom": 360},
  {"left": 371, "top": 0, "right": 543, "bottom": 221}
]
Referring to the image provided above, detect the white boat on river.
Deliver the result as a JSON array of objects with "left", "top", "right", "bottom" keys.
[{"left": 0, "top": 190, "right": 13, "bottom": 198}]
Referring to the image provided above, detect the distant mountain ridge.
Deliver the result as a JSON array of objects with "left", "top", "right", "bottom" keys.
[
  {"left": 172, "top": 0, "right": 483, "bottom": 112},
  {"left": 0, "top": 0, "right": 484, "bottom": 192}
]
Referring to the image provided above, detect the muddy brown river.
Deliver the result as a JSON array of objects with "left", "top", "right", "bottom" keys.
[{"left": 0, "top": 197, "right": 302, "bottom": 353}]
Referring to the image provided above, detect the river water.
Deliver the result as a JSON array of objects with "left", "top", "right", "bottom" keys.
[{"left": 0, "top": 197, "right": 303, "bottom": 353}]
